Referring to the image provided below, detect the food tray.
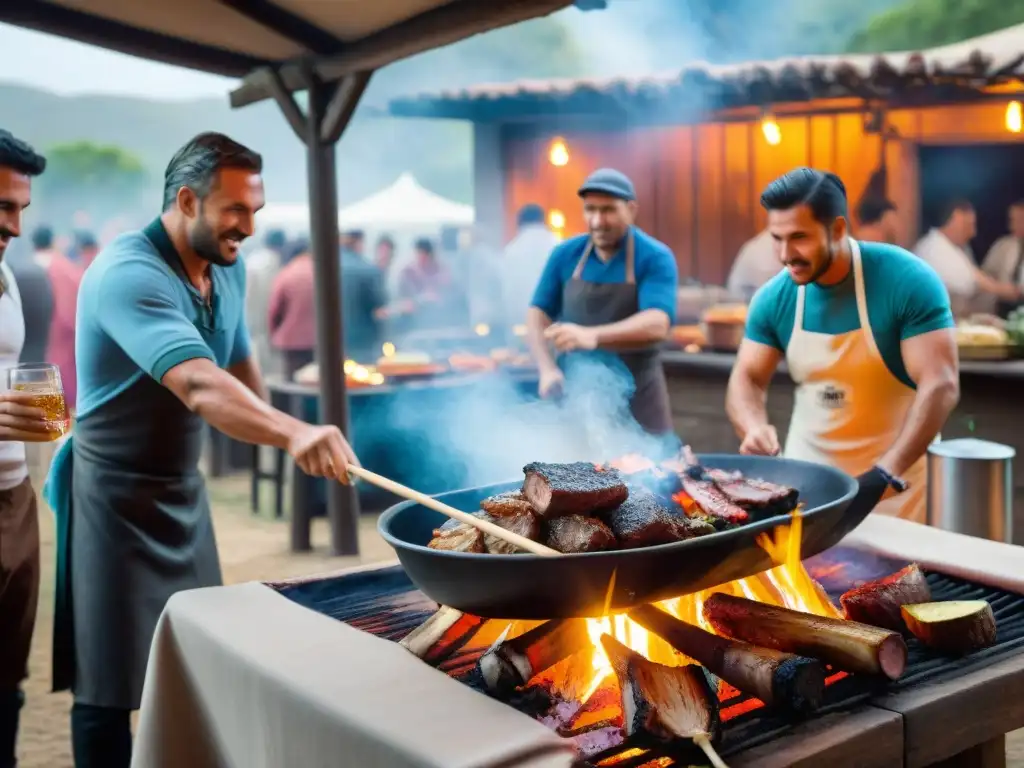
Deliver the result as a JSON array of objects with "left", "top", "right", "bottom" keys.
[{"left": 957, "top": 344, "right": 1024, "bottom": 361}]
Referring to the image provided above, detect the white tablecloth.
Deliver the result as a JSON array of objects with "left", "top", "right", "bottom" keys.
[
  {"left": 842, "top": 514, "right": 1024, "bottom": 593},
  {"left": 132, "top": 581, "right": 576, "bottom": 768}
]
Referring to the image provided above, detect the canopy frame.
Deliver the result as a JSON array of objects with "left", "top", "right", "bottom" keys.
[{"left": 0, "top": 0, "right": 584, "bottom": 554}]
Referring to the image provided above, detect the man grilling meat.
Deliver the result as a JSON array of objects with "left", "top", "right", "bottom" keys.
[
  {"left": 526, "top": 169, "right": 679, "bottom": 434},
  {"left": 726, "top": 168, "right": 959, "bottom": 524}
]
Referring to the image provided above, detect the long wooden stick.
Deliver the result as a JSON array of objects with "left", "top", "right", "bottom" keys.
[{"left": 347, "top": 465, "right": 560, "bottom": 557}]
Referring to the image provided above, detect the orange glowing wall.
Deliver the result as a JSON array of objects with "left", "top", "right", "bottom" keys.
[{"left": 500, "top": 99, "right": 1024, "bottom": 285}]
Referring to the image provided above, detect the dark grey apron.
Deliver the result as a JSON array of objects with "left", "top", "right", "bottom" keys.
[
  {"left": 560, "top": 230, "right": 674, "bottom": 435},
  {"left": 55, "top": 222, "right": 223, "bottom": 709}
]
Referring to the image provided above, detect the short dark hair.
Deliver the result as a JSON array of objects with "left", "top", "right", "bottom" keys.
[
  {"left": 74, "top": 230, "right": 98, "bottom": 250},
  {"left": 285, "top": 237, "right": 310, "bottom": 262},
  {"left": 857, "top": 197, "right": 897, "bottom": 226},
  {"left": 162, "top": 132, "right": 262, "bottom": 210},
  {"left": 517, "top": 203, "right": 545, "bottom": 227},
  {"left": 0, "top": 130, "right": 46, "bottom": 176},
  {"left": 414, "top": 238, "right": 434, "bottom": 254},
  {"left": 264, "top": 229, "right": 286, "bottom": 249},
  {"left": 31, "top": 225, "right": 53, "bottom": 250},
  {"left": 1012, "top": 200, "right": 1024, "bottom": 210},
  {"left": 760, "top": 167, "right": 848, "bottom": 225},
  {"left": 940, "top": 198, "right": 973, "bottom": 225}
]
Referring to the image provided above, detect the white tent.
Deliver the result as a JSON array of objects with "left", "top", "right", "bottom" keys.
[{"left": 337, "top": 173, "right": 474, "bottom": 228}]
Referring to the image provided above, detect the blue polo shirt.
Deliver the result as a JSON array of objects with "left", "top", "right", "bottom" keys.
[
  {"left": 745, "top": 241, "right": 954, "bottom": 389},
  {"left": 75, "top": 221, "right": 251, "bottom": 419},
  {"left": 530, "top": 227, "right": 679, "bottom": 324}
]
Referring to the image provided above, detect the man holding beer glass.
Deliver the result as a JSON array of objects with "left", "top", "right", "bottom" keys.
[
  {"left": 46, "top": 133, "right": 360, "bottom": 767},
  {"left": 0, "top": 130, "right": 48, "bottom": 768}
]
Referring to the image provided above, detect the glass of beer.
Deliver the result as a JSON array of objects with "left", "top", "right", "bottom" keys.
[{"left": 5, "top": 363, "right": 69, "bottom": 440}]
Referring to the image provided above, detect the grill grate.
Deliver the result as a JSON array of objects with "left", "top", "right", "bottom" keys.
[{"left": 275, "top": 563, "right": 1024, "bottom": 766}]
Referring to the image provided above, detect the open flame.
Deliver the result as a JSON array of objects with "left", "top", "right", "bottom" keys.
[{"left": 579, "top": 504, "right": 841, "bottom": 703}]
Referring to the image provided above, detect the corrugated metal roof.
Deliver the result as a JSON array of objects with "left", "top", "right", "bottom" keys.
[{"left": 389, "top": 23, "right": 1024, "bottom": 121}]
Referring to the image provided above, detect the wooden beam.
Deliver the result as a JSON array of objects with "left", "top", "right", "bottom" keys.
[
  {"left": 266, "top": 67, "right": 309, "bottom": 143},
  {"left": 214, "top": 0, "right": 344, "bottom": 55},
  {"left": 321, "top": 72, "right": 373, "bottom": 145},
  {"left": 871, "top": 652, "right": 1024, "bottom": 768},
  {"left": 230, "top": 0, "right": 571, "bottom": 108},
  {"left": 727, "top": 706, "right": 903, "bottom": 768},
  {"left": 1, "top": 0, "right": 267, "bottom": 77}
]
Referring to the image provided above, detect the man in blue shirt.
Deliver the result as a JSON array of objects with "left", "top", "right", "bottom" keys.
[
  {"left": 47, "top": 133, "right": 359, "bottom": 768},
  {"left": 526, "top": 169, "right": 679, "bottom": 434},
  {"left": 726, "top": 167, "right": 959, "bottom": 524}
]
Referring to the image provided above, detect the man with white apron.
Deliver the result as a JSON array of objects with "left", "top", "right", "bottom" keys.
[
  {"left": 525, "top": 169, "right": 679, "bottom": 434},
  {"left": 727, "top": 168, "right": 960, "bottom": 523},
  {"left": 44, "top": 133, "right": 359, "bottom": 768}
]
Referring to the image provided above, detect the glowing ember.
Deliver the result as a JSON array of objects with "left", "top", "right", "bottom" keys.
[{"left": 578, "top": 507, "right": 841, "bottom": 705}]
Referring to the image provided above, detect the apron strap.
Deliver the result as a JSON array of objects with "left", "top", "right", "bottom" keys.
[
  {"left": 625, "top": 229, "right": 636, "bottom": 285},
  {"left": 794, "top": 283, "right": 807, "bottom": 332},
  {"left": 849, "top": 239, "right": 883, "bottom": 361},
  {"left": 572, "top": 240, "right": 594, "bottom": 280}
]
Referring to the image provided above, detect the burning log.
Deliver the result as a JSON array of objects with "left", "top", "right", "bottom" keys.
[
  {"left": 629, "top": 604, "right": 825, "bottom": 715},
  {"left": 703, "top": 593, "right": 908, "bottom": 680},
  {"left": 478, "top": 619, "right": 591, "bottom": 696},
  {"left": 600, "top": 635, "right": 728, "bottom": 768},
  {"left": 399, "top": 607, "right": 485, "bottom": 665},
  {"left": 840, "top": 563, "right": 933, "bottom": 633},
  {"left": 901, "top": 601, "right": 997, "bottom": 655}
]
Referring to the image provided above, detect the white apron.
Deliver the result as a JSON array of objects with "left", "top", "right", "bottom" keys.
[{"left": 783, "top": 240, "right": 927, "bottom": 523}]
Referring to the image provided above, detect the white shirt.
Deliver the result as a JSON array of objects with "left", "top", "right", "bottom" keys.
[
  {"left": 981, "top": 234, "right": 1024, "bottom": 286},
  {"left": 726, "top": 230, "right": 780, "bottom": 299},
  {"left": 914, "top": 228, "right": 978, "bottom": 300},
  {"left": 502, "top": 224, "right": 559, "bottom": 325},
  {"left": 0, "top": 262, "right": 27, "bottom": 490},
  {"left": 244, "top": 247, "right": 281, "bottom": 372}
]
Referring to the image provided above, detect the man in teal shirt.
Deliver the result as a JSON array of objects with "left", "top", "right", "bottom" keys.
[
  {"left": 727, "top": 167, "right": 959, "bottom": 524},
  {"left": 49, "top": 132, "right": 359, "bottom": 768}
]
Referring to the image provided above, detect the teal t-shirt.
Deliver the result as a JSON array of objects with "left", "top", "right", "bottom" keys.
[
  {"left": 75, "top": 221, "right": 251, "bottom": 419},
  {"left": 745, "top": 241, "right": 954, "bottom": 389}
]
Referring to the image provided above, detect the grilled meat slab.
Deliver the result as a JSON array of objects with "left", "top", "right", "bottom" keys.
[
  {"left": 481, "top": 490, "right": 536, "bottom": 517},
  {"left": 603, "top": 489, "right": 714, "bottom": 548},
  {"left": 710, "top": 472, "right": 799, "bottom": 515},
  {"left": 429, "top": 523, "right": 485, "bottom": 553},
  {"left": 840, "top": 563, "right": 932, "bottom": 633},
  {"left": 679, "top": 476, "right": 750, "bottom": 524},
  {"left": 546, "top": 515, "right": 617, "bottom": 553},
  {"left": 522, "top": 462, "right": 628, "bottom": 519},
  {"left": 433, "top": 509, "right": 540, "bottom": 555}
]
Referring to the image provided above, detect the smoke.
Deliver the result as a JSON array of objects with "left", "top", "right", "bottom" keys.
[{"left": 356, "top": 354, "right": 680, "bottom": 492}]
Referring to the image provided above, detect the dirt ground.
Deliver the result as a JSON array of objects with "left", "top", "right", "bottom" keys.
[{"left": 13, "top": 469, "right": 1024, "bottom": 767}]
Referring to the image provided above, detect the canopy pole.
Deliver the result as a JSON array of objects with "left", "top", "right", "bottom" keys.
[
  {"left": 267, "top": 65, "right": 364, "bottom": 554},
  {"left": 306, "top": 72, "right": 360, "bottom": 556}
]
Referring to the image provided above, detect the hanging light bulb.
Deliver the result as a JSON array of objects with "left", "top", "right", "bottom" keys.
[
  {"left": 1007, "top": 101, "right": 1022, "bottom": 133},
  {"left": 548, "top": 209, "right": 566, "bottom": 230},
  {"left": 761, "top": 115, "right": 782, "bottom": 146},
  {"left": 549, "top": 138, "right": 569, "bottom": 167}
]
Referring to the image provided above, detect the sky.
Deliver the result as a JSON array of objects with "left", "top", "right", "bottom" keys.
[{"left": 0, "top": 24, "right": 237, "bottom": 99}]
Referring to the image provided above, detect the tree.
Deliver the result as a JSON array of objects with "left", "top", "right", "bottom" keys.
[
  {"left": 846, "top": 0, "right": 1024, "bottom": 53},
  {"left": 35, "top": 141, "right": 150, "bottom": 228}
]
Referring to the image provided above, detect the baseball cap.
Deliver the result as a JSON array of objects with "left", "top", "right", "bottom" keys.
[{"left": 577, "top": 168, "right": 636, "bottom": 201}]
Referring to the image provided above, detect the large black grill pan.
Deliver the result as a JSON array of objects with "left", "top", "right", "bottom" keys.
[{"left": 377, "top": 454, "right": 859, "bottom": 618}]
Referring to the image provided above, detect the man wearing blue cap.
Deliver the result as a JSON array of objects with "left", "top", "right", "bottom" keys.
[{"left": 526, "top": 168, "right": 679, "bottom": 434}]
